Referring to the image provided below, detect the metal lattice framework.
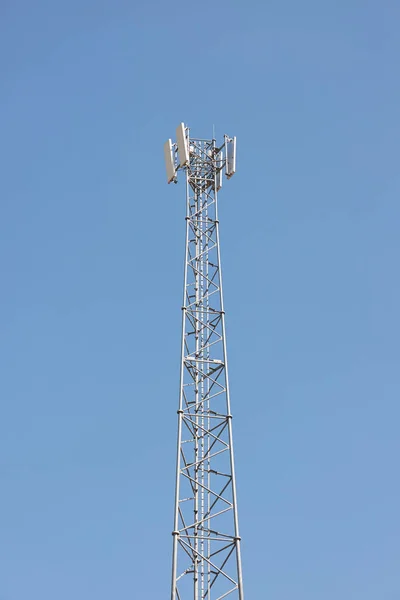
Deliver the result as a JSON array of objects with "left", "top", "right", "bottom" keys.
[{"left": 168, "top": 129, "right": 244, "bottom": 600}]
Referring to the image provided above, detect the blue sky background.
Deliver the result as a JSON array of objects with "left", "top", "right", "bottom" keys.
[{"left": 1, "top": 1, "right": 400, "bottom": 598}]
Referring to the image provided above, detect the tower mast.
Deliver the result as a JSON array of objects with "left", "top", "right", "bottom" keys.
[{"left": 165, "top": 124, "right": 243, "bottom": 600}]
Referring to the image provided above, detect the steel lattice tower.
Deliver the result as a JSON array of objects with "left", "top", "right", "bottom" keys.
[{"left": 164, "top": 124, "right": 244, "bottom": 600}]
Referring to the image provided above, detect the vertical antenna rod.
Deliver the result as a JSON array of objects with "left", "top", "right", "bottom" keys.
[{"left": 165, "top": 124, "right": 243, "bottom": 600}]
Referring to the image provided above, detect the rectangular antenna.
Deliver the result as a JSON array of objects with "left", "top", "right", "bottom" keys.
[
  {"left": 176, "top": 123, "right": 189, "bottom": 167},
  {"left": 226, "top": 136, "right": 236, "bottom": 179},
  {"left": 164, "top": 139, "right": 176, "bottom": 184},
  {"left": 217, "top": 150, "right": 223, "bottom": 191}
]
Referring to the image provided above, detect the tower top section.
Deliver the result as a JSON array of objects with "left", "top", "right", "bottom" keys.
[{"left": 163, "top": 122, "right": 236, "bottom": 186}]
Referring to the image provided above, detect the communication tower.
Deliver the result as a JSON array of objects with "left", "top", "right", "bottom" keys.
[{"left": 164, "top": 124, "right": 244, "bottom": 600}]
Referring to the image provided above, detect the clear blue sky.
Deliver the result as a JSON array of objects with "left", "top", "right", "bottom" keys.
[{"left": 1, "top": 1, "right": 399, "bottom": 598}]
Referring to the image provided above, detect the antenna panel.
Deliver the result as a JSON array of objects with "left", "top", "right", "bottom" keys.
[
  {"left": 216, "top": 150, "right": 223, "bottom": 191},
  {"left": 226, "top": 136, "right": 236, "bottom": 179},
  {"left": 164, "top": 139, "right": 176, "bottom": 184},
  {"left": 176, "top": 123, "right": 189, "bottom": 167}
]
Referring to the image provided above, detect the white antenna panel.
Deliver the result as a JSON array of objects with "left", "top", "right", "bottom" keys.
[
  {"left": 164, "top": 139, "right": 176, "bottom": 184},
  {"left": 216, "top": 151, "right": 223, "bottom": 191},
  {"left": 176, "top": 123, "right": 189, "bottom": 167},
  {"left": 226, "top": 136, "right": 236, "bottom": 179}
]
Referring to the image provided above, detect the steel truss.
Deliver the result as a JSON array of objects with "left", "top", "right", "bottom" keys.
[{"left": 171, "top": 134, "right": 244, "bottom": 600}]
